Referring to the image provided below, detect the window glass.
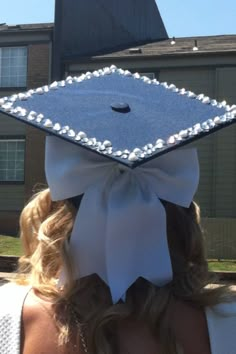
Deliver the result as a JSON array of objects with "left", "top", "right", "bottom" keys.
[
  {"left": 0, "top": 139, "right": 25, "bottom": 182},
  {"left": 0, "top": 47, "right": 27, "bottom": 88}
]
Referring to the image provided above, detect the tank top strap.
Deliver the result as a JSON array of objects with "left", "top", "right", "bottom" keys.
[
  {"left": 206, "top": 301, "right": 236, "bottom": 354},
  {"left": 0, "top": 282, "right": 31, "bottom": 354}
]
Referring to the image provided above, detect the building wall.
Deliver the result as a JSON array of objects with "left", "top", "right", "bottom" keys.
[
  {"left": 0, "top": 34, "right": 51, "bottom": 235},
  {"left": 24, "top": 126, "right": 47, "bottom": 202},
  {"left": 158, "top": 66, "right": 236, "bottom": 219},
  {"left": 28, "top": 43, "right": 51, "bottom": 88},
  {"left": 151, "top": 65, "right": 236, "bottom": 258},
  {"left": 25, "top": 43, "right": 50, "bottom": 201}
]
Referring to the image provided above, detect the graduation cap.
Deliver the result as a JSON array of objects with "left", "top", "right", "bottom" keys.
[
  {"left": 0, "top": 65, "right": 235, "bottom": 168},
  {"left": 1, "top": 66, "right": 236, "bottom": 302}
]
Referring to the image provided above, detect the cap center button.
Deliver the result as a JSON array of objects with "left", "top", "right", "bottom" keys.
[{"left": 111, "top": 102, "right": 130, "bottom": 113}]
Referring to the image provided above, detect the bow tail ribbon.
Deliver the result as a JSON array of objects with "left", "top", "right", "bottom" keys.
[
  {"left": 65, "top": 171, "right": 172, "bottom": 303},
  {"left": 68, "top": 178, "right": 110, "bottom": 285},
  {"left": 106, "top": 174, "right": 172, "bottom": 302}
]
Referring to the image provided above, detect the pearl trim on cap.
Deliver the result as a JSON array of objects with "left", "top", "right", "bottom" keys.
[{"left": 0, "top": 65, "right": 235, "bottom": 164}]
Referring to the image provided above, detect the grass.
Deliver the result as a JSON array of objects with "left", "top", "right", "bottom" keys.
[
  {"left": 0, "top": 235, "right": 22, "bottom": 256},
  {"left": 0, "top": 235, "right": 236, "bottom": 272},
  {"left": 208, "top": 260, "right": 236, "bottom": 272}
]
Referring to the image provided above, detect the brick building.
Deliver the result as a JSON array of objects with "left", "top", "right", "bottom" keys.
[{"left": 0, "top": 23, "right": 53, "bottom": 235}]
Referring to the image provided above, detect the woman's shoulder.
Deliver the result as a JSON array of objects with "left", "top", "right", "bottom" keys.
[
  {"left": 170, "top": 293, "right": 236, "bottom": 354},
  {"left": 170, "top": 300, "right": 211, "bottom": 354},
  {"left": 22, "top": 289, "right": 82, "bottom": 354},
  {"left": 21, "top": 289, "right": 59, "bottom": 354}
]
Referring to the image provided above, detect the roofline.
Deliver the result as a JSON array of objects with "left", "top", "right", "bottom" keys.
[
  {"left": 0, "top": 23, "right": 54, "bottom": 33},
  {"left": 167, "top": 34, "right": 236, "bottom": 40},
  {"left": 63, "top": 49, "right": 236, "bottom": 64}
]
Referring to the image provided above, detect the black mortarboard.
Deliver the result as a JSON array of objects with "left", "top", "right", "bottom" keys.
[{"left": 0, "top": 65, "right": 235, "bottom": 168}]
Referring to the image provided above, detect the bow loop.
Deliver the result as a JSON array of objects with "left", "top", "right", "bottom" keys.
[
  {"left": 46, "top": 136, "right": 115, "bottom": 200},
  {"left": 140, "top": 149, "right": 199, "bottom": 207}
]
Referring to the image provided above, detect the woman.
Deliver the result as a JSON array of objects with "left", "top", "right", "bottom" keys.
[
  {"left": 0, "top": 67, "right": 236, "bottom": 354},
  {"left": 0, "top": 189, "right": 234, "bottom": 354}
]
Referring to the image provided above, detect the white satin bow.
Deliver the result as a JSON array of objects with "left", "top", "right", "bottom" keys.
[{"left": 45, "top": 136, "right": 199, "bottom": 303}]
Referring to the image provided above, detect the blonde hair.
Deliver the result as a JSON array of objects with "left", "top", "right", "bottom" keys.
[{"left": 18, "top": 188, "right": 230, "bottom": 354}]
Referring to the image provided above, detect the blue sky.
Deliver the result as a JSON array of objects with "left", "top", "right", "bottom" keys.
[{"left": 0, "top": 0, "right": 235, "bottom": 37}]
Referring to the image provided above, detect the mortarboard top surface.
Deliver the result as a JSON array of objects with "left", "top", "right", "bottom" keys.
[{"left": 0, "top": 65, "right": 235, "bottom": 168}]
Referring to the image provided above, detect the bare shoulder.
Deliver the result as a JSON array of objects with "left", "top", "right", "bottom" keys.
[
  {"left": 21, "top": 289, "right": 82, "bottom": 354},
  {"left": 21, "top": 289, "right": 60, "bottom": 354},
  {"left": 22, "top": 288, "right": 53, "bottom": 328},
  {"left": 170, "top": 300, "right": 211, "bottom": 354}
]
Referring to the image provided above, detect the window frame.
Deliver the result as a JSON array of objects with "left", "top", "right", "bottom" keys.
[
  {"left": 0, "top": 136, "right": 26, "bottom": 185},
  {"left": 0, "top": 46, "right": 28, "bottom": 89}
]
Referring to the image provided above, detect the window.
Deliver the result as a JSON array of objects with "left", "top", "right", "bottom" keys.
[
  {"left": 0, "top": 139, "right": 25, "bottom": 182},
  {"left": 0, "top": 47, "right": 27, "bottom": 88}
]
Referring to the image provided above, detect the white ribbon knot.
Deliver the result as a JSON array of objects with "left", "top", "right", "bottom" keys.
[{"left": 46, "top": 136, "right": 199, "bottom": 303}]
